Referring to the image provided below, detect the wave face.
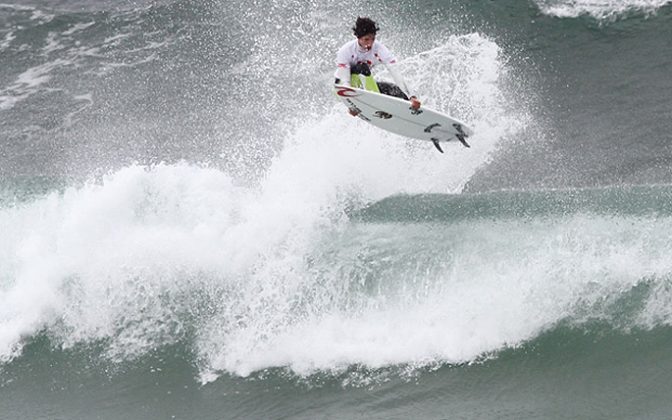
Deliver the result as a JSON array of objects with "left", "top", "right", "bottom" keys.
[
  {"left": 4, "top": 180, "right": 672, "bottom": 378},
  {"left": 2, "top": 0, "right": 672, "bottom": 419}
]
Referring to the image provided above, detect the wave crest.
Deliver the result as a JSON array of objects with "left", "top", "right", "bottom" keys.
[{"left": 535, "top": 0, "right": 672, "bottom": 20}]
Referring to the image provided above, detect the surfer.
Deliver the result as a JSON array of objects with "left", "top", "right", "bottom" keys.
[{"left": 335, "top": 17, "right": 421, "bottom": 116}]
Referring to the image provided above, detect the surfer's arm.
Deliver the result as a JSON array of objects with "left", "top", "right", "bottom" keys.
[
  {"left": 335, "top": 64, "right": 359, "bottom": 116},
  {"left": 376, "top": 44, "right": 411, "bottom": 95},
  {"left": 335, "top": 47, "right": 358, "bottom": 115},
  {"left": 386, "top": 62, "right": 420, "bottom": 109},
  {"left": 335, "top": 42, "right": 353, "bottom": 85},
  {"left": 335, "top": 64, "right": 351, "bottom": 86},
  {"left": 389, "top": 65, "right": 421, "bottom": 110}
]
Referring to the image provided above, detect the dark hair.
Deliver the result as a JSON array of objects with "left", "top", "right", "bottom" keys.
[{"left": 352, "top": 17, "right": 379, "bottom": 38}]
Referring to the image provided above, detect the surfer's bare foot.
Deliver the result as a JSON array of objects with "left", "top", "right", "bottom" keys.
[
  {"left": 348, "top": 108, "right": 360, "bottom": 117},
  {"left": 410, "top": 96, "right": 421, "bottom": 110}
]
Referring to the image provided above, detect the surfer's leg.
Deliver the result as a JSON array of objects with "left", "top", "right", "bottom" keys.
[
  {"left": 377, "top": 82, "right": 409, "bottom": 100},
  {"left": 336, "top": 63, "right": 371, "bottom": 84}
]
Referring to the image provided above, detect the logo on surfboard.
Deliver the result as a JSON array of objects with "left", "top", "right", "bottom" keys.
[
  {"left": 336, "top": 87, "right": 361, "bottom": 97},
  {"left": 374, "top": 111, "right": 392, "bottom": 119}
]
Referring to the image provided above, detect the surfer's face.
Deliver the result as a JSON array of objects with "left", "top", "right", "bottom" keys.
[{"left": 357, "top": 34, "right": 375, "bottom": 51}]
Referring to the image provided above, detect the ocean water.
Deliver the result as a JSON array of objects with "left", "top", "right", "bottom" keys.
[{"left": 2, "top": 0, "right": 672, "bottom": 418}]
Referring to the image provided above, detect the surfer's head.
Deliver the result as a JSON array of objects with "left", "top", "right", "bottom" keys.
[
  {"left": 353, "top": 17, "right": 378, "bottom": 50},
  {"left": 353, "top": 17, "right": 378, "bottom": 38}
]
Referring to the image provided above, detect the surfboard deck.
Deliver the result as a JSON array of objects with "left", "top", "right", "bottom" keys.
[{"left": 334, "top": 83, "right": 474, "bottom": 152}]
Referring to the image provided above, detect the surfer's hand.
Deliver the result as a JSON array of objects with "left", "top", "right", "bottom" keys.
[
  {"left": 348, "top": 108, "right": 360, "bottom": 117},
  {"left": 410, "top": 96, "right": 421, "bottom": 110}
]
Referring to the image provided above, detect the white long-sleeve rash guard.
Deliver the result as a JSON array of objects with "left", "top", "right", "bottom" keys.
[{"left": 334, "top": 39, "right": 413, "bottom": 98}]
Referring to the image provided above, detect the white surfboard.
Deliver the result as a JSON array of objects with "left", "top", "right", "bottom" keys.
[{"left": 334, "top": 84, "right": 474, "bottom": 153}]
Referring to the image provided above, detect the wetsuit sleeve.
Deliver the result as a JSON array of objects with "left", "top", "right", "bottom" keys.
[
  {"left": 375, "top": 43, "right": 397, "bottom": 65},
  {"left": 377, "top": 43, "right": 414, "bottom": 98},
  {"left": 335, "top": 43, "right": 352, "bottom": 85},
  {"left": 386, "top": 62, "right": 413, "bottom": 98}
]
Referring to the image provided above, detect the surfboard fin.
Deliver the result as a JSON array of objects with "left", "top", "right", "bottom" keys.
[
  {"left": 431, "top": 138, "right": 444, "bottom": 153},
  {"left": 456, "top": 134, "right": 470, "bottom": 148},
  {"left": 453, "top": 123, "right": 471, "bottom": 148}
]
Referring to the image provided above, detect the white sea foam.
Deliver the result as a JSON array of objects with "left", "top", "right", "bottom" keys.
[
  {"left": 0, "top": 3, "right": 55, "bottom": 22},
  {"left": 535, "top": 0, "right": 672, "bottom": 19},
  {"left": 31, "top": 10, "right": 52, "bottom": 22},
  {"left": 0, "top": 18, "right": 164, "bottom": 110},
  {"left": 0, "top": 31, "right": 15, "bottom": 51},
  {"left": 0, "top": 3, "right": 35, "bottom": 12},
  {"left": 0, "top": 59, "right": 72, "bottom": 110},
  {"left": 0, "top": 95, "right": 19, "bottom": 111},
  {"left": 0, "top": 29, "right": 140, "bottom": 110},
  {"left": 63, "top": 22, "right": 95, "bottom": 36},
  {"left": 103, "top": 33, "right": 131, "bottom": 45},
  {"left": 43, "top": 32, "right": 64, "bottom": 55},
  {"left": 224, "top": 214, "right": 672, "bottom": 378},
  {"left": 0, "top": 165, "right": 244, "bottom": 360},
  {"left": 15, "top": 62, "right": 58, "bottom": 88}
]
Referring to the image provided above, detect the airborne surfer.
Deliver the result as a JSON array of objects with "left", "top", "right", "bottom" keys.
[{"left": 334, "top": 17, "right": 421, "bottom": 116}]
